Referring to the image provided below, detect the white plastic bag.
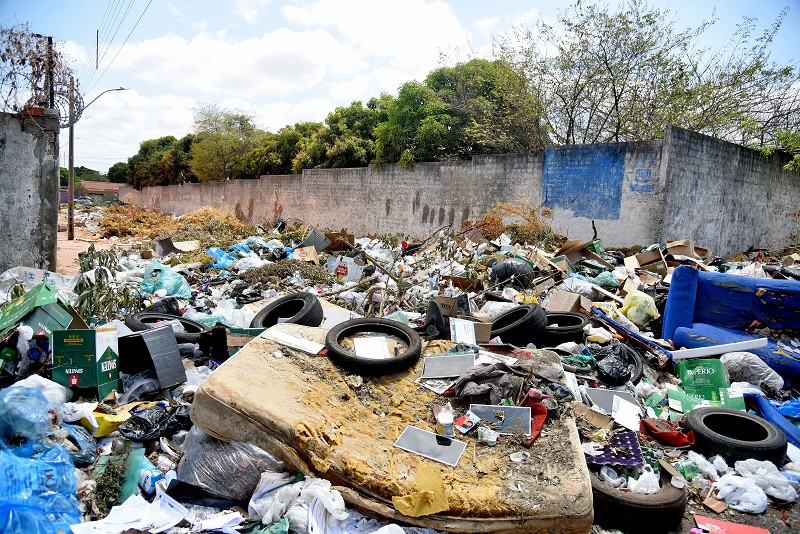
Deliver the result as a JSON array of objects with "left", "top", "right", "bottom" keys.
[
  {"left": 721, "top": 352, "right": 784, "bottom": 392},
  {"left": 12, "top": 375, "right": 71, "bottom": 404},
  {"left": 713, "top": 473, "right": 768, "bottom": 513},
  {"left": 710, "top": 455, "right": 729, "bottom": 476},
  {"left": 688, "top": 450, "right": 720, "bottom": 482},
  {"left": 627, "top": 466, "right": 660, "bottom": 494},
  {"left": 735, "top": 459, "right": 799, "bottom": 502}
]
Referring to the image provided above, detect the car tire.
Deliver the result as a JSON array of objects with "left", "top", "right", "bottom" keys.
[
  {"left": 540, "top": 312, "right": 589, "bottom": 346},
  {"left": 249, "top": 292, "right": 324, "bottom": 329},
  {"left": 124, "top": 312, "right": 209, "bottom": 344},
  {"left": 489, "top": 304, "right": 547, "bottom": 346},
  {"left": 591, "top": 470, "right": 686, "bottom": 534},
  {"left": 682, "top": 406, "right": 787, "bottom": 464},
  {"left": 325, "top": 318, "right": 422, "bottom": 376}
]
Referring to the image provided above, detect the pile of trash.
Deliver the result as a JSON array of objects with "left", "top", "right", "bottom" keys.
[{"left": 1, "top": 203, "right": 799, "bottom": 533}]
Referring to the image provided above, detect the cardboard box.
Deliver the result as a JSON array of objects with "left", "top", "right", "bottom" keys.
[
  {"left": 624, "top": 247, "right": 669, "bottom": 277},
  {"left": 52, "top": 327, "right": 120, "bottom": 400},
  {"left": 293, "top": 246, "right": 319, "bottom": 265},
  {"left": 782, "top": 253, "right": 800, "bottom": 266},
  {"left": 443, "top": 275, "right": 481, "bottom": 290},
  {"left": 665, "top": 239, "right": 697, "bottom": 258},
  {"left": 551, "top": 255, "right": 576, "bottom": 273},
  {"left": 450, "top": 316, "right": 492, "bottom": 344},
  {"left": 0, "top": 282, "right": 87, "bottom": 336},
  {"left": 435, "top": 296, "right": 459, "bottom": 317},
  {"left": 543, "top": 291, "right": 591, "bottom": 313},
  {"left": 324, "top": 231, "right": 355, "bottom": 252}
]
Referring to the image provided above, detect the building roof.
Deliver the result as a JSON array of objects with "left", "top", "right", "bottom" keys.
[{"left": 79, "top": 180, "right": 124, "bottom": 194}]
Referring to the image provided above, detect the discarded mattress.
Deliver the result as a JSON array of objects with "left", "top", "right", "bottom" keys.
[
  {"left": 191, "top": 323, "right": 593, "bottom": 533},
  {"left": 663, "top": 266, "right": 800, "bottom": 378}
]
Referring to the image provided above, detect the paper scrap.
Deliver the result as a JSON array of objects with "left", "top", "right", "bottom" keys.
[
  {"left": 392, "top": 464, "right": 450, "bottom": 517},
  {"left": 449, "top": 317, "right": 476, "bottom": 345},
  {"left": 71, "top": 493, "right": 187, "bottom": 534},
  {"left": 260, "top": 326, "right": 325, "bottom": 355},
  {"left": 611, "top": 395, "right": 642, "bottom": 432},
  {"left": 353, "top": 337, "right": 391, "bottom": 360}
]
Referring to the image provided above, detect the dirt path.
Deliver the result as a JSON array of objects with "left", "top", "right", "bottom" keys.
[{"left": 56, "top": 206, "right": 140, "bottom": 275}]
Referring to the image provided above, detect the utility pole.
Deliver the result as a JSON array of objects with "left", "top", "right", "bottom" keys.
[
  {"left": 68, "top": 76, "right": 75, "bottom": 240},
  {"left": 67, "top": 85, "right": 129, "bottom": 240}
]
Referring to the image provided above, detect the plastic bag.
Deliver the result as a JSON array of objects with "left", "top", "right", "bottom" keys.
[
  {"left": 710, "top": 455, "right": 729, "bottom": 476},
  {"left": 61, "top": 422, "right": 96, "bottom": 467},
  {"left": 249, "top": 477, "right": 348, "bottom": 532},
  {"left": 206, "top": 247, "right": 238, "bottom": 268},
  {"left": 11, "top": 375, "right": 71, "bottom": 405},
  {"left": 140, "top": 262, "right": 192, "bottom": 299},
  {"left": 619, "top": 290, "right": 659, "bottom": 329},
  {"left": 236, "top": 254, "right": 266, "bottom": 273},
  {"left": 117, "top": 370, "right": 161, "bottom": 404},
  {"left": 177, "top": 426, "right": 285, "bottom": 501},
  {"left": 713, "top": 473, "right": 768, "bottom": 513},
  {"left": 0, "top": 387, "right": 54, "bottom": 452},
  {"left": 628, "top": 466, "right": 660, "bottom": 494},
  {"left": 598, "top": 465, "right": 625, "bottom": 488},
  {"left": 721, "top": 352, "right": 784, "bottom": 393},
  {"left": 592, "top": 344, "right": 633, "bottom": 386},
  {"left": 118, "top": 405, "right": 171, "bottom": 442},
  {"left": 0, "top": 445, "right": 81, "bottom": 533},
  {"left": 688, "top": 451, "right": 719, "bottom": 482},
  {"left": 735, "top": 459, "right": 799, "bottom": 502},
  {"left": 489, "top": 258, "right": 536, "bottom": 288},
  {"left": 592, "top": 271, "right": 620, "bottom": 288}
]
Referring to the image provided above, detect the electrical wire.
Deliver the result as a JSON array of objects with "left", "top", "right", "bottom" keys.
[
  {"left": 76, "top": 0, "right": 126, "bottom": 86},
  {"left": 81, "top": 0, "right": 134, "bottom": 92},
  {"left": 85, "top": 0, "right": 152, "bottom": 94}
]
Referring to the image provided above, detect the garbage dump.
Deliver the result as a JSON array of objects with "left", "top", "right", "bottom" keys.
[{"left": 0, "top": 202, "right": 799, "bottom": 533}]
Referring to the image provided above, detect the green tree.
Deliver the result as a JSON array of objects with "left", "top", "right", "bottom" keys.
[
  {"left": 127, "top": 136, "right": 178, "bottom": 189},
  {"left": 59, "top": 167, "right": 68, "bottom": 186},
  {"left": 190, "top": 103, "right": 261, "bottom": 181},
  {"left": 496, "top": 0, "right": 799, "bottom": 146},
  {"left": 426, "top": 58, "right": 548, "bottom": 153},
  {"left": 107, "top": 162, "right": 127, "bottom": 184}
]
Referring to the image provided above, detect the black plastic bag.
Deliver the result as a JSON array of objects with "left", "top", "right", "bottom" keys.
[
  {"left": 118, "top": 405, "right": 171, "bottom": 442},
  {"left": 489, "top": 258, "right": 536, "bottom": 288},
  {"left": 163, "top": 404, "right": 192, "bottom": 438},
  {"left": 593, "top": 345, "right": 632, "bottom": 386}
]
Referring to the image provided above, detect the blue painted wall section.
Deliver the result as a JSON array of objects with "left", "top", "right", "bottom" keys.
[{"left": 542, "top": 144, "right": 626, "bottom": 219}]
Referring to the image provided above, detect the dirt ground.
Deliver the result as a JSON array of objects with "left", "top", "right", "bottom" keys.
[{"left": 56, "top": 206, "right": 139, "bottom": 275}]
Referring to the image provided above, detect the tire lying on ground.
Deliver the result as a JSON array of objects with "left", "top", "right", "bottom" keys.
[
  {"left": 681, "top": 406, "right": 787, "bottom": 464},
  {"left": 540, "top": 312, "right": 590, "bottom": 347},
  {"left": 124, "top": 312, "right": 210, "bottom": 344},
  {"left": 325, "top": 318, "right": 422, "bottom": 376},
  {"left": 591, "top": 470, "right": 686, "bottom": 534},
  {"left": 489, "top": 304, "right": 547, "bottom": 346},
  {"left": 249, "top": 292, "right": 324, "bottom": 329}
]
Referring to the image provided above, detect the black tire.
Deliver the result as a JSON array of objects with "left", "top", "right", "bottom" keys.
[
  {"left": 682, "top": 407, "right": 787, "bottom": 464},
  {"left": 325, "top": 318, "right": 422, "bottom": 376},
  {"left": 489, "top": 304, "right": 547, "bottom": 346},
  {"left": 124, "top": 312, "right": 210, "bottom": 344},
  {"left": 620, "top": 343, "right": 644, "bottom": 385},
  {"left": 591, "top": 470, "right": 686, "bottom": 534},
  {"left": 249, "top": 292, "right": 324, "bottom": 329},
  {"left": 540, "top": 312, "right": 590, "bottom": 346}
]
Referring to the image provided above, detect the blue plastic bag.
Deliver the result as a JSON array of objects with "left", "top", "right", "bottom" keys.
[
  {"left": 206, "top": 248, "right": 237, "bottom": 269},
  {"left": 62, "top": 422, "right": 97, "bottom": 467},
  {"left": 0, "top": 387, "right": 53, "bottom": 453},
  {"left": 0, "top": 445, "right": 81, "bottom": 534}
]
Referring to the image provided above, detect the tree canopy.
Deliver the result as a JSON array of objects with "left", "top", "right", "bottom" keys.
[{"left": 120, "top": 0, "right": 799, "bottom": 187}]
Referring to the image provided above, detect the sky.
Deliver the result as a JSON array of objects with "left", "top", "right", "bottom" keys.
[{"left": 1, "top": 0, "right": 798, "bottom": 173}]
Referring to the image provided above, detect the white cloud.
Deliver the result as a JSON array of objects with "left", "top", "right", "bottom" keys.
[
  {"left": 235, "top": 0, "right": 271, "bottom": 24},
  {"left": 107, "top": 29, "right": 367, "bottom": 98},
  {"left": 283, "top": 0, "right": 470, "bottom": 70},
  {"left": 476, "top": 17, "right": 499, "bottom": 35},
  {"left": 514, "top": 9, "right": 541, "bottom": 26}
]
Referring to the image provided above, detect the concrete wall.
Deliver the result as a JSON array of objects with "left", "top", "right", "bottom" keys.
[
  {"left": 0, "top": 111, "right": 60, "bottom": 272},
  {"left": 119, "top": 127, "right": 799, "bottom": 256},
  {"left": 662, "top": 126, "right": 800, "bottom": 256},
  {"left": 121, "top": 145, "right": 667, "bottom": 247}
]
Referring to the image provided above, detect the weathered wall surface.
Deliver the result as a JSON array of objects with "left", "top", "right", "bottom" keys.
[
  {"left": 121, "top": 146, "right": 667, "bottom": 247},
  {"left": 662, "top": 126, "right": 800, "bottom": 256},
  {"left": 120, "top": 127, "right": 799, "bottom": 256},
  {"left": 0, "top": 111, "right": 60, "bottom": 271}
]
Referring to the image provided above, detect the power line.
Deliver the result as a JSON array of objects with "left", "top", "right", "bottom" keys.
[
  {"left": 77, "top": 0, "right": 126, "bottom": 86},
  {"left": 82, "top": 0, "right": 133, "bottom": 92},
  {"left": 86, "top": 0, "right": 153, "bottom": 94}
]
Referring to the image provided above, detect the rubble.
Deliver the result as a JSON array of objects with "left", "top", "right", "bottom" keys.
[{"left": 0, "top": 202, "right": 799, "bottom": 533}]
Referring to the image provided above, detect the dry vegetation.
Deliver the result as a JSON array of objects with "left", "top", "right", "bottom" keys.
[
  {"left": 462, "top": 200, "right": 566, "bottom": 251},
  {"left": 100, "top": 205, "right": 256, "bottom": 249}
]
